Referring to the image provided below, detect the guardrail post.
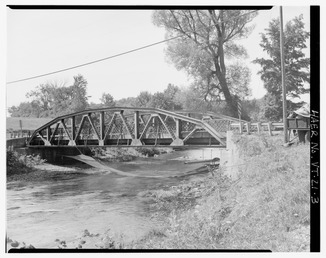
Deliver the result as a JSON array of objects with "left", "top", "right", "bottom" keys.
[
  {"left": 257, "top": 122, "right": 261, "bottom": 134},
  {"left": 246, "top": 122, "right": 251, "bottom": 135},
  {"left": 239, "top": 122, "right": 243, "bottom": 134},
  {"left": 268, "top": 122, "right": 273, "bottom": 136}
]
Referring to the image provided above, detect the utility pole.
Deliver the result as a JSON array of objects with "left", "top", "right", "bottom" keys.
[{"left": 280, "top": 6, "right": 288, "bottom": 143}]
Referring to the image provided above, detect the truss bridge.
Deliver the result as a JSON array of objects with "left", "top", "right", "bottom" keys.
[{"left": 28, "top": 107, "right": 243, "bottom": 149}]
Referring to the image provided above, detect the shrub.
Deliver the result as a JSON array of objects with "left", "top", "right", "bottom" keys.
[
  {"left": 136, "top": 147, "right": 160, "bottom": 157},
  {"left": 133, "top": 134, "right": 310, "bottom": 251},
  {"left": 7, "top": 150, "right": 46, "bottom": 176}
]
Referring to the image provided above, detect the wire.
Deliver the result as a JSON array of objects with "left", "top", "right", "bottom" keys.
[
  {"left": 6, "top": 36, "right": 181, "bottom": 85},
  {"left": 6, "top": 10, "right": 259, "bottom": 85}
]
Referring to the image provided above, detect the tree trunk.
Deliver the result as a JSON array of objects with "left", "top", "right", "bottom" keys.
[{"left": 213, "top": 58, "right": 250, "bottom": 120}]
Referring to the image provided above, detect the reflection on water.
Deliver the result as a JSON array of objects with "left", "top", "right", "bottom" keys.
[{"left": 7, "top": 149, "right": 220, "bottom": 248}]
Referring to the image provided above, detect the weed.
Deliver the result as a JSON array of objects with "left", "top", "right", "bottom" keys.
[
  {"left": 7, "top": 150, "right": 46, "bottom": 177},
  {"left": 133, "top": 134, "right": 310, "bottom": 251}
]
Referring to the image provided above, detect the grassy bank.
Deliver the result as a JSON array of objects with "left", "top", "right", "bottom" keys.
[{"left": 130, "top": 134, "right": 310, "bottom": 251}]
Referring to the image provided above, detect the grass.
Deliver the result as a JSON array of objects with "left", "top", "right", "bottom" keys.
[{"left": 128, "top": 133, "right": 310, "bottom": 251}]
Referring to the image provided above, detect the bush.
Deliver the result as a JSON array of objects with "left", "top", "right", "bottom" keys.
[
  {"left": 7, "top": 150, "right": 46, "bottom": 176},
  {"left": 136, "top": 147, "right": 160, "bottom": 157}
]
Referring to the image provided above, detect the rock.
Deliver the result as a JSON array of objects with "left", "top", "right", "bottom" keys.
[
  {"left": 83, "top": 229, "right": 90, "bottom": 237},
  {"left": 80, "top": 240, "right": 86, "bottom": 244}
]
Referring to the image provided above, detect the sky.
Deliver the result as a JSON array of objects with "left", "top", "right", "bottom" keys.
[{"left": 5, "top": 6, "right": 311, "bottom": 112}]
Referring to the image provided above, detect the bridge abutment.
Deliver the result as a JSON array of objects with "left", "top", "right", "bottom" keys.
[{"left": 219, "top": 131, "right": 242, "bottom": 180}]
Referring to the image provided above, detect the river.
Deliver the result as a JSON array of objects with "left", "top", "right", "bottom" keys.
[{"left": 6, "top": 148, "right": 221, "bottom": 248}]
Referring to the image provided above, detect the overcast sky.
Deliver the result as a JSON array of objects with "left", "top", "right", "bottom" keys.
[{"left": 6, "top": 6, "right": 310, "bottom": 111}]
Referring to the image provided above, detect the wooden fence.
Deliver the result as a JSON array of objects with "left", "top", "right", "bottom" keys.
[{"left": 229, "top": 122, "right": 284, "bottom": 136}]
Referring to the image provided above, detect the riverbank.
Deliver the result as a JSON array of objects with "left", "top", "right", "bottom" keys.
[
  {"left": 129, "top": 134, "right": 310, "bottom": 251},
  {"left": 6, "top": 134, "right": 310, "bottom": 251},
  {"left": 6, "top": 147, "right": 170, "bottom": 184}
]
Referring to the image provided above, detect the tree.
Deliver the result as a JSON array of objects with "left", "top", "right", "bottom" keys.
[
  {"left": 9, "top": 75, "right": 89, "bottom": 118},
  {"left": 253, "top": 15, "right": 310, "bottom": 120},
  {"left": 136, "top": 91, "right": 153, "bottom": 107},
  {"left": 162, "top": 84, "right": 182, "bottom": 110},
  {"left": 241, "top": 98, "right": 265, "bottom": 121},
  {"left": 8, "top": 101, "right": 42, "bottom": 117},
  {"left": 115, "top": 97, "right": 138, "bottom": 107},
  {"left": 152, "top": 10, "right": 258, "bottom": 118},
  {"left": 174, "top": 85, "right": 212, "bottom": 112},
  {"left": 68, "top": 75, "right": 89, "bottom": 113},
  {"left": 100, "top": 93, "right": 116, "bottom": 107}
]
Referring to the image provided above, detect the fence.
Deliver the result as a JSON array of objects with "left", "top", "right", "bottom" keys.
[
  {"left": 229, "top": 122, "right": 284, "bottom": 136},
  {"left": 7, "top": 131, "right": 32, "bottom": 139}
]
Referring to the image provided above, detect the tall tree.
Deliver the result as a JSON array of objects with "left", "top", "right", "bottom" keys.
[
  {"left": 68, "top": 75, "right": 89, "bottom": 113},
  {"left": 253, "top": 15, "right": 310, "bottom": 120},
  {"left": 153, "top": 9, "right": 258, "bottom": 118}
]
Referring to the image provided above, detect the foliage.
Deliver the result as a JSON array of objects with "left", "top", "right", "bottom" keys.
[
  {"left": 100, "top": 93, "right": 116, "bottom": 107},
  {"left": 9, "top": 75, "right": 89, "bottom": 118},
  {"left": 174, "top": 85, "right": 213, "bottom": 112},
  {"left": 133, "top": 134, "right": 310, "bottom": 251},
  {"left": 136, "top": 91, "right": 153, "bottom": 107},
  {"left": 241, "top": 98, "right": 265, "bottom": 121},
  {"left": 134, "top": 84, "right": 182, "bottom": 110},
  {"left": 253, "top": 15, "right": 310, "bottom": 120},
  {"left": 153, "top": 10, "right": 258, "bottom": 118},
  {"left": 7, "top": 150, "right": 46, "bottom": 176},
  {"left": 115, "top": 97, "right": 138, "bottom": 107},
  {"left": 8, "top": 75, "right": 261, "bottom": 120}
]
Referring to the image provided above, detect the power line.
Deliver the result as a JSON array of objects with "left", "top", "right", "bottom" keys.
[
  {"left": 6, "top": 36, "right": 182, "bottom": 85},
  {"left": 6, "top": 10, "right": 259, "bottom": 85}
]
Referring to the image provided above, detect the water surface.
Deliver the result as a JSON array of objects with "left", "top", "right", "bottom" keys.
[{"left": 7, "top": 149, "right": 219, "bottom": 248}]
